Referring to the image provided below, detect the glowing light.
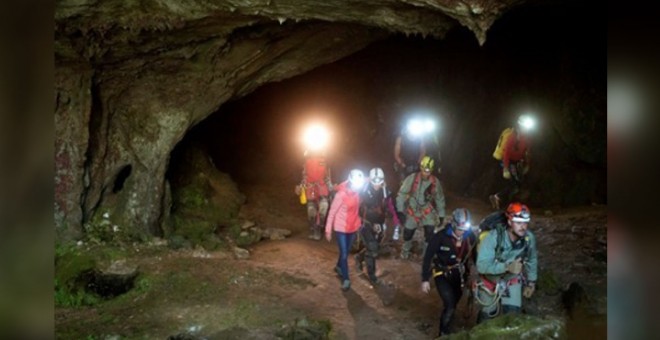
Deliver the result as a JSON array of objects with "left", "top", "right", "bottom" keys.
[
  {"left": 303, "top": 123, "right": 330, "bottom": 151},
  {"left": 517, "top": 114, "right": 536, "bottom": 131}
]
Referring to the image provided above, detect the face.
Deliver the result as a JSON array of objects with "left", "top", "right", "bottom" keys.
[
  {"left": 454, "top": 228, "right": 466, "bottom": 238},
  {"left": 508, "top": 220, "right": 529, "bottom": 238},
  {"left": 421, "top": 168, "right": 431, "bottom": 179},
  {"left": 371, "top": 182, "right": 383, "bottom": 190}
]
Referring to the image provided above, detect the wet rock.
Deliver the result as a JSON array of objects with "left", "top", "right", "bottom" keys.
[
  {"left": 192, "top": 246, "right": 211, "bottom": 258},
  {"left": 262, "top": 227, "right": 292, "bottom": 240},
  {"left": 241, "top": 220, "right": 256, "bottom": 230},
  {"left": 275, "top": 317, "right": 332, "bottom": 340},
  {"left": 562, "top": 282, "right": 589, "bottom": 318},
  {"left": 233, "top": 247, "right": 250, "bottom": 260},
  {"left": 84, "top": 260, "right": 139, "bottom": 298},
  {"left": 450, "top": 314, "right": 564, "bottom": 339}
]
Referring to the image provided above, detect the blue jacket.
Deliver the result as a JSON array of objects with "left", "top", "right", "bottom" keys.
[{"left": 476, "top": 228, "right": 538, "bottom": 283}]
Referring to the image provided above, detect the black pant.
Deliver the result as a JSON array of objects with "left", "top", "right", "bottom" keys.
[
  {"left": 434, "top": 269, "right": 463, "bottom": 336},
  {"left": 355, "top": 223, "right": 382, "bottom": 282},
  {"left": 496, "top": 161, "right": 523, "bottom": 202}
]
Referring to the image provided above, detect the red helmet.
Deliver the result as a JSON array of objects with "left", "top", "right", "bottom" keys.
[{"left": 506, "top": 202, "right": 531, "bottom": 222}]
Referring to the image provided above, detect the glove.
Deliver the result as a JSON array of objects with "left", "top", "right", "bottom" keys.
[
  {"left": 523, "top": 283, "right": 535, "bottom": 298},
  {"left": 506, "top": 258, "right": 523, "bottom": 274},
  {"left": 421, "top": 281, "right": 431, "bottom": 294},
  {"left": 503, "top": 168, "right": 511, "bottom": 180},
  {"left": 523, "top": 164, "right": 530, "bottom": 175}
]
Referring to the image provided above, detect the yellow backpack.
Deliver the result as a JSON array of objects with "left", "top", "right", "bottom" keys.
[{"left": 492, "top": 128, "right": 514, "bottom": 161}]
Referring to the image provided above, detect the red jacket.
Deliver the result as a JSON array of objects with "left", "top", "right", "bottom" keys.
[
  {"left": 303, "top": 156, "right": 330, "bottom": 199},
  {"left": 503, "top": 132, "right": 529, "bottom": 169},
  {"left": 325, "top": 183, "right": 361, "bottom": 234}
]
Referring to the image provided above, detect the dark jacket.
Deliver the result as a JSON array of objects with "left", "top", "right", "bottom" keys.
[{"left": 422, "top": 225, "right": 477, "bottom": 282}]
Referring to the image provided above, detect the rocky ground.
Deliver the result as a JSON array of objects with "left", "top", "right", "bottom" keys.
[{"left": 55, "top": 178, "right": 606, "bottom": 339}]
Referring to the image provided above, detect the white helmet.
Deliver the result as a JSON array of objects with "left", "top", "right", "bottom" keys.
[
  {"left": 348, "top": 169, "right": 365, "bottom": 191},
  {"left": 369, "top": 167, "right": 385, "bottom": 185}
]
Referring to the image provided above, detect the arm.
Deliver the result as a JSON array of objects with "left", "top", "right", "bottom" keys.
[
  {"left": 525, "top": 232, "right": 538, "bottom": 282},
  {"left": 396, "top": 175, "right": 414, "bottom": 213},
  {"left": 325, "top": 192, "right": 343, "bottom": 235},
  {"left": 434, "top": 179, "right": 446, "bottom": 218},
  {"left": 394, "top": 136, "right": 404, "bottom": 167},
  {"left": 422, "top": 232, "right": 441, "bottom": 281},
  {"left": 476, "top": 231, "right": 508, "bottom": 275},
  {"left": 385, "top": 195, "right": 400, "bottom": 226}
]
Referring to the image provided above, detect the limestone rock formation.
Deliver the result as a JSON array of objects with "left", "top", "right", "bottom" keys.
[{"left": 55, "top": 0, "right": 524, "bottom": 241}]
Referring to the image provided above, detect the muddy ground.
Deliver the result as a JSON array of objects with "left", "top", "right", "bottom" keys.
[{"left": 55, "top": 178, "right": 607, "bottom": 339}]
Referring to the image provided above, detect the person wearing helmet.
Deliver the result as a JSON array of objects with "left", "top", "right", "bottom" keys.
[
  {"left": 489, "top": 115, "right": 533, "bottom": 210},
  {"left": 474, "top": 202, "right": 538, "bottom": 323},
  {"left": 354, "top": 167, "right": 401, "bottom": 285},
  {"left": 325, "top": 169, "right": 365, "bottom": 291},
  {"left": 395, "top": 156, "right": 446, "bottom": 259},
  {"left": 393, "top": 121, "right": 427, "bottom": 182},
  {"left": 295, "top": 149, "right": 334, "bottom": 240},
  {"left": 421, "top": 208, "right": 478, "bottom": 337}
]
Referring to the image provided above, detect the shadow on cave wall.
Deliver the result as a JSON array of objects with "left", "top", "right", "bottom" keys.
[{"left": 167, "top": 0, "right": 605, "bottom": 209}]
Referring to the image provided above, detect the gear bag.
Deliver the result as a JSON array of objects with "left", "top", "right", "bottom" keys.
[{"left": 492, "top": 128, "right": 514, "bottom": 161}]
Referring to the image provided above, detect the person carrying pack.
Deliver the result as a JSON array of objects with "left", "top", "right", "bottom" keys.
[
  {"left": 421, "top": 208, "right": 478, "bottom": 337},
  {"left": 489, "top": 115, "right": 535, "bottom": 210},
  {"left": 474, "top": 202, "right": 538, "bottom": 323},
  {"left": 354, "top": 167, "right": 401, "bottom": 285},
  {"left": 395, "top": 156, "right": 446, "bottom": 259}
]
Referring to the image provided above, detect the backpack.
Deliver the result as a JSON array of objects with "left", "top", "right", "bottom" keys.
[
  {"left": 477, "top": 211, "right": 509, "bottom": 260},
  {"left": 492, "top": 128, "right": 514, "bottom": 161}
]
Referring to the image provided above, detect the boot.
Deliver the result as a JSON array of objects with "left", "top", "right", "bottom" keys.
[
  {"left": 400, "top": 240, "right": 413, "bottom": 259},
  {"left": 341, "top": 279, "right": 351, "bottom": 291},
  {"left": 312, "top": 225, "right": 322, "bottom": 240},
  {"left": 354, "top": 253, "right": 364, "bottom": 272}
]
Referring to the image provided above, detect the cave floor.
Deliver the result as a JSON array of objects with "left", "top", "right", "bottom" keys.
[{"left": 55, "top": 179, "right": 607, "bottom": 339}]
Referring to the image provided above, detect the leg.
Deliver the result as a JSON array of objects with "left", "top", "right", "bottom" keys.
[
  {"left": 306, "top": 201, "right": 318, "bottom": 239},
  {"left": 336, "top": 231, "right": 357, "bottom": 283},
  {"left": 475, "top": 283, "right": 500, "bottom": 324},
  {"left": 435, "top": 273, "right": 461, "bottom": 336},
  {"left": 363, "top": 227, "right": 380, "bottom": 283},
  {"left": 501, "top": 282, "right": 522, "bottom": 315},
  {"left": 401, "top": 221, "right": 417, "bottom": 259},
  {"left": 316, "top": 197, "right": 329, "bottom": 240}
]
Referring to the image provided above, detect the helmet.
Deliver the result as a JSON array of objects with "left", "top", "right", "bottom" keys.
[
  {"left": 506, "top": 202, "right": 531, "bottom": 222},
  {"left": 369, "top": 167, "right": 385, "bottom": 185},
  {"left": 348, "top": 169, "right": 365, "bottom": 191},
  {"left": 420, "top": 156, "right": 435, "bottom": 171},
  {"left": 452, "top": 208, "right": 471, "bottom": 231}
]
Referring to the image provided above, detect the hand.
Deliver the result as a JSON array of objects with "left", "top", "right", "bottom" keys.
[
  {"left": 397, "top": 212, "right": 406, "bottom": 225},
  {"left": 421, "top": 281, "right": 431, "bottom": 294},
  {"left": 523, "top": 165, "right": 530, "bottom": 175},
  {"left": 506, "top": 258, "right": 523, "bottom": 274},
  {"left": 325, "top": 230, "right": 332, "bottom": 242},
  {"left": 294, "top": 185, "right": 302, "bottom": 196},
  {"left": 503, "top": 168, "right": 511, "bottom": 180},
  {"left": 523, "top": 283, "right": 535, "bottom": 298}
]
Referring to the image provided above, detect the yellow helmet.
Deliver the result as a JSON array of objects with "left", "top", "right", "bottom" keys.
[{"left": 420, "top": 156, "right": 434, "bottom": 171}]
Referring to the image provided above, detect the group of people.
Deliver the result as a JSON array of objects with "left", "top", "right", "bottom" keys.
[{"left": 294, "top": 115, "right": 537, "bottom": 337}]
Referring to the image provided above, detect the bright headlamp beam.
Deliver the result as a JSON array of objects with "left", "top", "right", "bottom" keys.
[
  {"left": 518, "top": 115, "right": 535, "bottom": 131},
  {"left": 303, "top": 124, "right": 329, "bottom": 151}
]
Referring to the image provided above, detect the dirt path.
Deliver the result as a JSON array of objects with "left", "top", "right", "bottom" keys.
[{"left": 55, "top": 177, "right": 606, "bottom": 339}]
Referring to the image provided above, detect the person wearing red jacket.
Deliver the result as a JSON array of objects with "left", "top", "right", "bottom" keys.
[
  {"left": 325, "top": 169, "right": 365, "bottom": 291},
  {"left": 490, "top": 115, "right": 532, "bottom": 210}
]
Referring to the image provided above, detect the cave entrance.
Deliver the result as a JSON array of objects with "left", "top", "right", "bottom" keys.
[{"left": 166, "top": 0, "right": 605, "bottom": 234}]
